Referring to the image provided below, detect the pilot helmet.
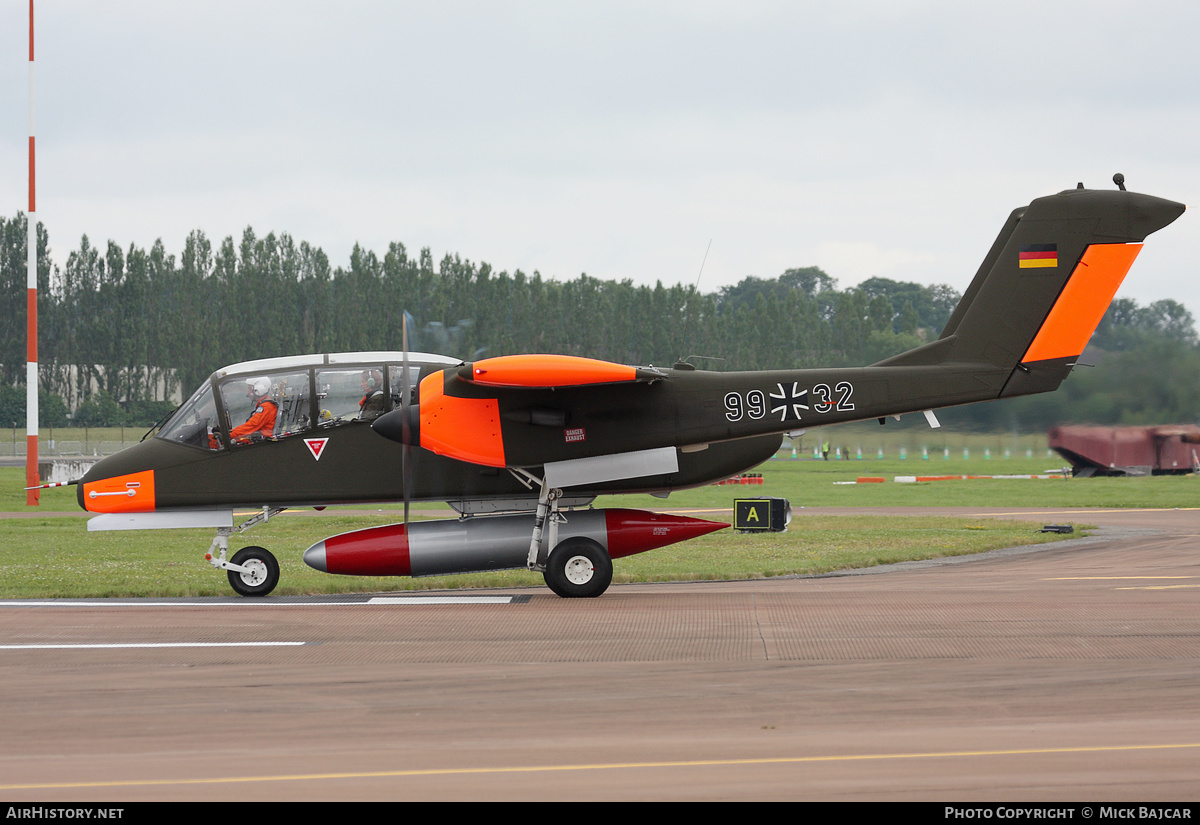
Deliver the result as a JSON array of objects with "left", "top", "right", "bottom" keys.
[{"left": 247, "top": 376, "right": 271, "bottom": 398}]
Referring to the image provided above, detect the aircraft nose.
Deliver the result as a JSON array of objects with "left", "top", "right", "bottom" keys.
[
  {"left": 371, "top": 406, "right": 419, "bottom": 445},
  {"left": 77, "top": 443, "right": 163, "bottom": 513}
]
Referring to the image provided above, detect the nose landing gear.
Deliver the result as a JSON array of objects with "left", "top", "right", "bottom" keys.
[
  {"left": 225, "top": 546, "right": 280, "bottom": 597},
  {"left": 204, "top": 507, "right": 286, "bottom": 596}
]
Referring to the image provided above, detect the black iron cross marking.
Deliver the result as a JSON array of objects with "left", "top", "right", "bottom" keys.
[{"left": 769, "top": 382, "right": 808, "bottom": 422}]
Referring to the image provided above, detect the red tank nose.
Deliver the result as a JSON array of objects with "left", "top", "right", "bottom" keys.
[
  {"left": 305, "top": 523, "right": 411, "bottom": 576},
  {"left": 602, "top": 509, "right": 729, "bottom": 559}
]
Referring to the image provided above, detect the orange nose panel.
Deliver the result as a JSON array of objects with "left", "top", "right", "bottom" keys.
[{"left": 82, "top": 470, "right": 156, "bottom": 513}]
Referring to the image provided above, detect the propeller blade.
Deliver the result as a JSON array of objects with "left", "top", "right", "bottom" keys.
[{"left": 401, "top": 313, "right": 412, "bottom": 525}]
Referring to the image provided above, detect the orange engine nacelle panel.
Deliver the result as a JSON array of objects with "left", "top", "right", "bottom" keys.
[
  {"left": 465, "top": 354, "right": 637, "bottom": 388},
  {"left": 418, "top": 373, "right": 506, "bottom": 467}
]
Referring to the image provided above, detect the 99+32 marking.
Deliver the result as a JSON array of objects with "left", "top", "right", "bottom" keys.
[{"left": 724, "top": 381, "right": 854, "bottom": 422}]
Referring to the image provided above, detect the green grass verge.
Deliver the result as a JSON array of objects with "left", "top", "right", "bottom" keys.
[
  {"left": 7, "top": 434, "right": 1191, "bottom": 598},
  {"left": 611, "top": 454, "right": 1200, "bottom": 510},
  {"left": 0, "top": 512, "right": 1073, "bottom": 599},
  {"left": 15, "top": 452, "right": 1193, "bottom": 512}
]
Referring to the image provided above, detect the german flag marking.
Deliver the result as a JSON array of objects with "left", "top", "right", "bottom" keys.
[{"left": 1019, "top": 243, "right": 1057, "bottom": 269}]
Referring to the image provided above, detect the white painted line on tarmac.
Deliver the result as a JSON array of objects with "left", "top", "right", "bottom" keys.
[
  {"left": 0, "top": 642, "right": 307, "bottom": 650},
  {"left": 0, "top": 601, "right": 227, "bottom": 607},
  {"left": 0, "top": 595, "right": 521, "bottom": 607},
  {"left": 368, "top": 596, "right": 515, "bottom": 604},
  {"left": 0, "top": 600, "right": 293, "bottom": 607}
]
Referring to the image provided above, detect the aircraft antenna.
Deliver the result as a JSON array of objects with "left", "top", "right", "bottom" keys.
[
  {"left": 678, "top": 239, "right": 712, "bottom": 365},
  {"left": 692, "top": 239, "right": 712, "bottom": 294}
]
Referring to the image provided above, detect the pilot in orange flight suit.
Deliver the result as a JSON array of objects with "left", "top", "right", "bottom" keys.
[{"left": 229, "top": 377, "right": 278, "bottom": 443}]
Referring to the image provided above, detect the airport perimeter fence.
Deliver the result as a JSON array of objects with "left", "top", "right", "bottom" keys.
[
  {"left": 774, "top": 443, "right": 1059, "bottom": 461},
  {"left": 777, "top": 430, "right": 1056, "bottom": 462},
  {"left": 3, "top": 427, "right": 137, "bottom": 458},
  {"left": 3, "top": 427, "right": 1056, "bottom": 462},
  {"left": 2, "top": 439, "right": 133, "bottom": 458}
]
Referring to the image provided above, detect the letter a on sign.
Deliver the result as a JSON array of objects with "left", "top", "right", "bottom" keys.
[
  {"left": 304, "top": 438, "right": 329, "bottom": 461},
  {"left": 735, "top": 499, "right": 771, "bottom": 531}
]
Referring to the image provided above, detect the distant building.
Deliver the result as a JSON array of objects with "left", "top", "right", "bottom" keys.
[{"left": 41, "top": 364, "right": 182, "bottom": 413}]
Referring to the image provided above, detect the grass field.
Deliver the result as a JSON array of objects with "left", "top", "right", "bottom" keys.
[
  {"left": 0, "top": 511, "right": 1070, "bottom": 598},
  {"left": 4, "top": 425, "right": 1195, "bottom": 598}
]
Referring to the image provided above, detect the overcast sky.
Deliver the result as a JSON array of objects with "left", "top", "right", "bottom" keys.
[{"left": 2, "top": 1, "right": 1197, "bottom": 315}]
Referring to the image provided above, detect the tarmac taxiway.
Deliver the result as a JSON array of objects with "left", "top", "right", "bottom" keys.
[{"left": 1, "top": 506, "right": 1198, "bottom": 800}]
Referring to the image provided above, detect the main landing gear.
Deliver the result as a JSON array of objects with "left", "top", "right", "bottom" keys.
[
  {"left": 205, "top": 507, "right": 286, "bottom": 597},
  {"left": 543, "top": 537, "right": 613, "bottom": 598},
  {"left": 517, "top": 472, "right": 615, "bottom": 599}
]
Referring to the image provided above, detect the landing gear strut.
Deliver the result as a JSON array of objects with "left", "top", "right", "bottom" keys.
[
  {"left": 513, "top": 470, "right": 614, "bottom": 598},
  {"left": 205, "top": 507, "right": 286, "bottom": 597}
]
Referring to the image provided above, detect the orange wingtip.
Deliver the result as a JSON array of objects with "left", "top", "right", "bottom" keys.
[
  {"left": 81, "top": 470, "right": 156, "bottom": 513},
  {"left": 464, "top": 354, "right": 637, "bottom": 388}
]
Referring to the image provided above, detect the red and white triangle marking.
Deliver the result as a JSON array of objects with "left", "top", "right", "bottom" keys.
[{"left": 304, "top": 437, "right": 329, "bottom": 461}]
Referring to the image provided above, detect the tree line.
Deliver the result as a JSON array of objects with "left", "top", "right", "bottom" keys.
[{"left": 1, "top": 212, "right": 1196, "bottom": 430}]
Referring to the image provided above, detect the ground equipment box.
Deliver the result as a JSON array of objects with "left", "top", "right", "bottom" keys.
[{"left": 734, "top": 497, "right": 791, "bottom": 532}]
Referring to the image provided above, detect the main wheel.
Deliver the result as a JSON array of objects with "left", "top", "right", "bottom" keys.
[
  {"left": 543, "top": 538, "right": 613, "bottom": 598},
  {"left": 227, "top": 546, "right": 280, "bottom": 597}
]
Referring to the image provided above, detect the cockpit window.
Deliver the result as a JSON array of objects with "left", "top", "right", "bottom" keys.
[
  {"left": 158, "top": 382, "right": 223, "bottom": 451},
  {"left": 390, "top": 365, "right": 421, "bottom": 408},
  {"left": 220, "top": 371, "right": 310, "bottom": 446},
  {"left": 316, "top": 366, "right": 388, "bottom": 426},
  {"left": 162, "top": 361, "right": 418, "bottom": 449}
]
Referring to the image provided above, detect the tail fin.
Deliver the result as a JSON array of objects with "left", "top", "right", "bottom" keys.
[{"left": 877, "top": 184, "right": 1185, "bottom": 398}]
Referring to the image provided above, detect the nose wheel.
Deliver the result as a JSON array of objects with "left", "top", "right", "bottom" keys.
[
  {"left": 204, "top": 507, "right": 286, "bottom": 596},
  {"left": 226, "top": 546, "right": 280, "bottom": 597}
]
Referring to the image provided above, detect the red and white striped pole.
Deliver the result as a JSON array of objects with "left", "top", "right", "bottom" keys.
[{"left": 26, "top": 0, "right": 39, "bottom": 506}]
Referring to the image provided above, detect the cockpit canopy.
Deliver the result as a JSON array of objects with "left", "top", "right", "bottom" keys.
[{"left": 156, "top": 352, "right": 457, "bottom": 451}]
